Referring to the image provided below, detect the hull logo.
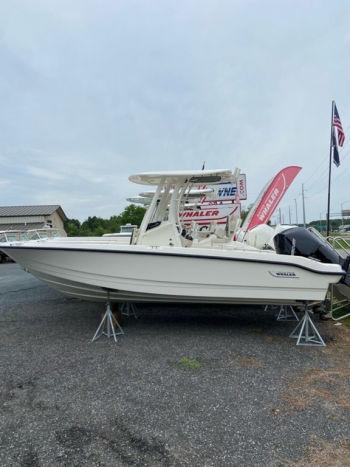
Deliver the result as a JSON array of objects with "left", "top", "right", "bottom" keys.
[{"left": 269, "top": 271, "right": 299, "bottom": 278}]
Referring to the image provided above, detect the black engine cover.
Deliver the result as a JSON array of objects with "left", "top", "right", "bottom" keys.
[{"left": 273, "top": 227, "right": 343, "bottom": 266}]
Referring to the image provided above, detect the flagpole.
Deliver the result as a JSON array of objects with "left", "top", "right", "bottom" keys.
[{"left": 326, "top": 100, "right": 335, "bottom": 237}]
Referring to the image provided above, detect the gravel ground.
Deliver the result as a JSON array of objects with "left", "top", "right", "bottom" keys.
[{"left": 0, "top": 263, "right": 350, "bottom": 466}]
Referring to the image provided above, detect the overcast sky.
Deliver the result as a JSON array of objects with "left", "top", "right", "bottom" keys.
[{"left": 1, "top": 0, "right": 350, "bottom": 222}]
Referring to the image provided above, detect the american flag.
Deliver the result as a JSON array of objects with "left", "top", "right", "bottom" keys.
[{"left": 333, "top": 104, "right": 345, "bottom": 147}]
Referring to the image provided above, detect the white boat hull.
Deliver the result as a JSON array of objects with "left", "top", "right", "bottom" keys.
[{"left": 1, "top": 244, "right": 343, "bottom": 305}]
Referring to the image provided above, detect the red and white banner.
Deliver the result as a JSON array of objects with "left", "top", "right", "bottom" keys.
[
  {"left": 180, "top": 175, "right": 245, "bottom": 227},
  {"left": 242, "top": 166, "right": 301, "bottom": 231},
  {"left": 180, "top": 204, "right": 240, "bottom": 225}
]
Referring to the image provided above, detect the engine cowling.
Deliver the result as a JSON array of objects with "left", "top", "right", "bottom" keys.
[{"left": 274, "top": 227, "right": 350, "bottom": 285}]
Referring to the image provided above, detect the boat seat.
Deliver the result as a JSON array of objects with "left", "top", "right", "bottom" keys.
[{"left": 196, "top": 234, "right": 218, "bottom": 248}]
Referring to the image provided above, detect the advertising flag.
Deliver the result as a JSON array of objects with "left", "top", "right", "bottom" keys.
[{"left": 242, "top": 166, "right": 301, "bottom": 231}]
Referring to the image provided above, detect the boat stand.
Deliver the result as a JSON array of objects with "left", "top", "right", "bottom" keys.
[
  {"left": 92, "top": 292, "right": 124, "bottom": 343},
  {"left": 276, "top": 305, "right": 299, "bottom": 322},
  {"left": 264, "top": 304, "right": 299, "bottom": 321},
  {"left": 264, "top": 304, "right": 278, "bottom": 312},
  {"left": 121, "top": 302, "right": 139, "bottom": 319},
  {"left": 290, "top": 308, "right": 326, "bottom": 347}
]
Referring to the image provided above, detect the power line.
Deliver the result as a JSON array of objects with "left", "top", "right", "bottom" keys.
[
  {"left": 304, "top": 164, "right": 330, "bottom": 192},
  {"left": 300, "top": 135, "right": 350, "bottom": 191},
  {"left": 301, "top": 158, "right": 329, "bottom": 187},
  {"left": 304, "top": 147, "right": 350, "bottom": 199},
  {"left": 301, "top": 136, "right": 349, "bottom": 187}
]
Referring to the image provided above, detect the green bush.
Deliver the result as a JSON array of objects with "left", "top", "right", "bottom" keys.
[{"left": 64, "top": 205, "right": 146, "bottom": 237}]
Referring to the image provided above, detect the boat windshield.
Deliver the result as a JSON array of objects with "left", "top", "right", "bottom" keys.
[
  {"left": 0, "top": 229, "right": 65, "bottom": 243},
  {"left": 120, "top": 224, "right": 137, "bottom": 233}
]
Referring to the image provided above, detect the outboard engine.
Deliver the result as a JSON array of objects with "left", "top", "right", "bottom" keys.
[{"left": 274, "top": 227, "right": 350, "bottom": 285}]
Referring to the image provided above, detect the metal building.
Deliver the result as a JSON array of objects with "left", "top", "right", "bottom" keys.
[{"left": 0, "top": 205, "right": 67, "bottom": 233}]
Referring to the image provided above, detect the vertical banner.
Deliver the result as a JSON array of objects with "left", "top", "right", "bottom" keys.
[{"left": 242, "top": 166, "right": 301, "bottom": 231}]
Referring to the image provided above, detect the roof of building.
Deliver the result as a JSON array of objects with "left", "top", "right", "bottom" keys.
[
  {"left": 0, "top": 205, "right": 67, "bottom": 221},
  {"left": 0, "top": 222, "right": 46, "bottom": 232}
]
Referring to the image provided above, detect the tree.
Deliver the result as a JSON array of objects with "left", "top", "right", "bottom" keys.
[
  {"left": 81, "top": 216, "right": 107, "bottom": 232},
  {"left": 240, "top": 204, "right": 253, "bottom": 223},
  {"left": 63, "top": 204, "right": 146, "bottom": 237},
  {"left": 119, "top": 205, "right": 146, "bottom": 227},
  {"left": 64, "top": 219, "right": 81, "bottom": 237},
  {"left": 108, "top": 215, "right": 122, "bottom": 233}
]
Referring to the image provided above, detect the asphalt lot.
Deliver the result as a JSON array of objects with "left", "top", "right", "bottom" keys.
[{"left": 1, "top": 263, "right": 350, "bottom": 466}]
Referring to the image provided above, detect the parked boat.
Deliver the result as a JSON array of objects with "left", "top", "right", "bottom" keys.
[{"left": 1, "top": 169, "right": 346, "bottom": 305}]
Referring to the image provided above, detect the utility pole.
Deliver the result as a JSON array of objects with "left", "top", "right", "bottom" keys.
[
  {"left": 288, "top": 205, "right": 292, "bottom": 225},
  {"left": 294, "top": 198, "right": 298, "bottom": 225},
  {"left": 301, "top": 183, "right": 306, "bottom": 227}
]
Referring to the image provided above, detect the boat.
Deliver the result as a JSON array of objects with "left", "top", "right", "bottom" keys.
[
  {"left": 0, "top": 228, "right": 65, "bottom": 243},
  {"left": 0, "top": 228, "right": 65, "bottom": 263},
  {"left": 0, "top": 169, "right": 346, "bottom": 305},
  {"left": 102, "top": 223, "right": 137, "bottom": 242}
]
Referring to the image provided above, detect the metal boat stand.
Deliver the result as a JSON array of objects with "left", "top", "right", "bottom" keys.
[
  {"left": 290, "top": 307, "right": 326, "bottom": 347},
  {"left": 92, "top": 291, "right": 124, "bottom": 343},
  {"left": 264, "top": 304, "right": 299, "bottom": 321},
  {"left": 264, "top": 304, "right": 278, "bottom": 312},
  {"left": 276, "top": 305, "right": 299, "bottom": 321},
  {"left": 121, "top": 302, "right": 139, "bottom": 319}
]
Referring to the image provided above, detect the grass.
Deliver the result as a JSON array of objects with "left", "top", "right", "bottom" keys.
[
  {"left": 331, "top": 238, "right": 350, "bottom": 250},
  {"left": 332, "top": 306, "right": 350, "bottom": 328},
  {"left": 177, "top": 356, "right": 202, "bottom": 370},
  {"left": 344, "top": 317, "right": 350, "bottom": 328}
]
